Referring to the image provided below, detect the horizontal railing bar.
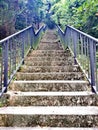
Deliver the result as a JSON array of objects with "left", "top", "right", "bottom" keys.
[
  {"left": 0, "top": 25, "right": 32, "bottom": 44},
  {"left": 57, "top": 24, "right": 98, "bottom": 93},
  {"left": 35, "top": 26, "right": 44, "bottom": 35},
  {"left": 67, "top": 25, "right": 98, "bottom": 43},
  {"left": 57, "top": 26, "right": 64, "bottom": 34},
  {"left": 0, "top": 24, "right": 45, "bottom": 96}
]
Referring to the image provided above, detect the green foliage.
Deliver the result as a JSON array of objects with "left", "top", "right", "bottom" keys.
[
  {"left": 15, "top": 14, "right": 26, "bottom": 30},
  {"left": 51, "top": 0, "right": 98, "bottom": 37},
  {"left": 26, "top": 0, "right": 44, "bottom": 29},
  {"left": 0, "top": 0, "right": 45, "bottom": 39},
  {"left": 45, "top": 18, "right": 55, "bottom": 29},
  {"left": 0, "top": 0, "right": 98, "bottom": 39}
]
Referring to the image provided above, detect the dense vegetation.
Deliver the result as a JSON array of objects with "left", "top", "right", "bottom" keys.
[
  {"left": 0, "top": 0, "right": 98, "bottom": 40},
  {"left": 0, "top": 0, "right": 45, "bottom": 39},
  {"left": 50, "top": 0, "right": 98, "bottom": 37}
]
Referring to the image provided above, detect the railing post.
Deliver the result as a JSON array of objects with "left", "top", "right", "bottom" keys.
[
  {"left": 66, "top": 28, "right": 70, "bottom": 48},
  {"left": 4, "top": 40, "right": 8, "bottom": 92},
  {"left": 89, "top": 40, "right": 96, "bottom": 92},
  {"left": 31, "top": 26, "right": 35, "bottom": 49},
  {"left": 73, "top": 31, "right": 77, "bottom": 65},
  {"left": 21, "top": 33, "right": 25, "bottom": 65}
]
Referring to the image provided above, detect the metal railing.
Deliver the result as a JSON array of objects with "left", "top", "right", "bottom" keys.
[
  {"left": 0, "top": 25, "right": 44, "bottom": 96},
  {"left": 57, "top": 25, "right": 98, "bottom": 93}
]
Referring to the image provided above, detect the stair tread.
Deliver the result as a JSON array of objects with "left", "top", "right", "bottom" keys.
[
  {"left": 16, "top": 72, "right": 83, "bottom": 74},
  {"left": 13, "top": 80, "right": 88, "bottom": 83},
  {"left": 21, "top": 65, "right": 76, "bottom": 67},
  {"left": 0, "top": 106, "right": 98, "bottom": 115},
  {"left": 7, "top": 91, "right": 93, "bottom": 96}
]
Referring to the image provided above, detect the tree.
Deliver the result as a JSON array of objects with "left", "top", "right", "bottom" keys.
[
  {"left": 0, "top": 0, "right": 20, "bottom": 39},
  {"left": 50, "top": 0, "right": 98, "bottom": 37},
  {"left": 26, "top": 0, "right": 44, "bottom": 29}
]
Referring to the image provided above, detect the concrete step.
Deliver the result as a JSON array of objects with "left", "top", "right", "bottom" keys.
[
  {"left": 0, "top": 128, "right": 97, "bottom": 130},
  {"left": 25, "top": 56, "right": 72, "bottom": 61},
  {"left": 40, "top": 38, "right": 60, "bottom": 43},
  {"left": 16, "top": 72, "right": 85, "bottom": 80},
  {"left": 37, "top": 47, "right": 63, "bottom": 50},
  {"left": 19, "top": 65, "right": 81, "bottom": 73},
  {"left": 37, "top": 46, "right": 63, "bottom": 50},
  {"left": 0, "top": 106, "right": 98, "bottom": 127},
  {"left": 29, "top": 50, "right": 70, "bottom": 54},
  {"left": 24, "top": 60, "right": 74, "bottom": 66},
  {"left": 38, "top": 43, "right": 62, "bottom": 48},
  {"left": 28, "top": 51, "right": 71, "bottom": 57},
  {"left": 9, "top": 80, "right": 90, "bottom": 92},
  {"left": 6, "top": 91, "right": 98, "bottom": 106}
]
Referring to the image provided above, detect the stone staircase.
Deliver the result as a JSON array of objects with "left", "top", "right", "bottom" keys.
[{"left": 0, "top": 29, "right": 98, "bottom": 129}]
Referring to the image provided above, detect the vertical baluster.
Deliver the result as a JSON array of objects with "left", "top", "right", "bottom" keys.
[
  {"left": 89, "top": 39, "right": 96, "bottom": 92},
  {"left": 93, "top": 42, "right": 97, "bottom": 91},
  {"left": 67, "top": 28, "right": 71, "bottom": 48},
  {"left": 73, "top": 31, "right": 77, "bottom": 65},
  {"left": 22, "top": 33, "right": 24, "bottom": 61},
  {"left": 0, "top": 45, "right": 3, "bottom": 92},
  {"left": 4, "top": 40, "right": 8, "bottom": 92},
  {"left": 96, "top": 44, "right": 98, "bottom": 91},
  {"left": 87, "top": 38, "right": 90, "bottom": 79},
  {"left": 31, "top": 27, "right": 35, "bottom": 49}
]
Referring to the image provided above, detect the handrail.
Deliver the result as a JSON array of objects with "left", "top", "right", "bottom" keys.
[
  {"left": 0, "top": 25, "right": 45, "bottom": 96},
  {"left": 57, "top": 25, "right": 98, "bottom": 93},
  {"left": 67, "top": 25, "right": 98, "bottom": 42},
  {"left": 0, "top": 26, "right": 32, "bottom": 44}
]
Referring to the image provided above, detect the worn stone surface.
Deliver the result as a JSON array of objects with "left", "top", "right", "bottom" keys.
[
  {"left": 0, "top": 94, "right": 10, "bottom": 107},
  {"left": 16, "top": 72, "right": 86, "bottom": 80},
  {"left": 28, "top": 50, "right": 71, "bottom": 57},
  {"left": 25, "top": 56, "right": 73, "bottom": 62},
  {"left": 0, "top": 29, "right": 97, "bottom": 128},
  {"left": 0, "top": 115, "right": 98, "bottom": 127},
  {"left": 8, "top": 94, "right": 98, "bottom": 106},
  {"left": 9, "top": 82, "right": 91, "bottom": 92},
  {"left": 0, "top": 128, "right": 97, "bottom": 130},
  {"left": 24, "top": 60, "right": 74, "bottom": 66},
  {"left": 20, "top": 65, "right": 81, "bottom": 73}
]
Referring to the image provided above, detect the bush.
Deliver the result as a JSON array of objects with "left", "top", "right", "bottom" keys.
[{"left": 45, "top": 19, "right": 55, "bottom": 29}]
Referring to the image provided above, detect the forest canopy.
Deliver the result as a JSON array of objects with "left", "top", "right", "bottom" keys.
[{"left": 0, "top": 0, "right": 98, "bottom": 39}]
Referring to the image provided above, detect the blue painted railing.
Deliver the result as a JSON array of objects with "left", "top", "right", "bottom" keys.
[
  {"left": 57, "top": 25, "right": 98, "bottom": 93},
  {"left": 0, "top": 25, "right": 45, "bottom": 96}
]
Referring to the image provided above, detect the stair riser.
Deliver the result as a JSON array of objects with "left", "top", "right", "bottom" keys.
[
  {"left": 30, "top": 50, "right": 70, "bottom": 54},
  {"left": 38, "top": 47, "right": 63, "bottom": 50},
  {"left": 30, "top": 50, "right": 67, "bottom": 52},
  {"left": 25, "top": 57, "right": 72, "bottom": 61},
  {"left": 28, "top": 53, "right": 71, "bottom": 57},
  {"left": 16, "top": 73, "right": 85, "bottom": 80},
  {"left": 24, "top": 61, "right": 74, "bottom": 66},
  {"left": 38, "top": 44, "right": 62, "bottom": 48},
  {"left": 9, "top": 83, "right": 90, "bottom": 92},
  {"left": 0, "top": 115, "right": 98, "bottom": 127},
  {"left": 37, "top": 45, "right": 63, "bottom": 50},
  {"left": 8, "top": 95, "right": 98, "bottom": 106},
  {"left": 20, "top": 66, "right": 80, "bottom": 73}
]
